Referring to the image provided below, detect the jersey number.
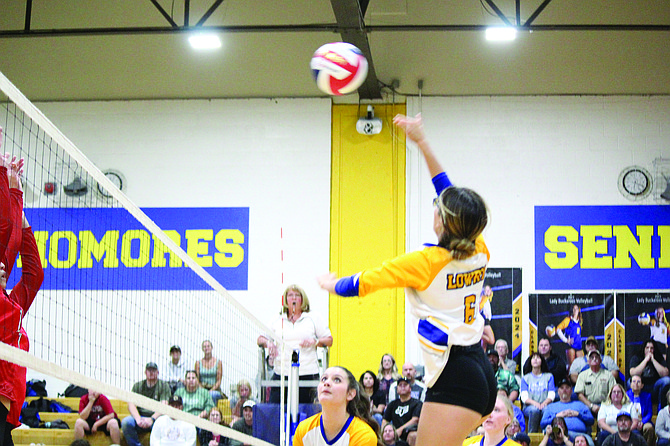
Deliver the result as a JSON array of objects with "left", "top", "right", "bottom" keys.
[{"left": 464, "top": 294, "right": 476, "bottom": 325}]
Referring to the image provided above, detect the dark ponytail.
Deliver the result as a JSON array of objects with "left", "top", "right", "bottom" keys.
[
  {"left": 338, "top": 367, "right": 383, "bottom": 446},
  {"left": 435, "top": 186, "right": 488, "bottom": 260}
]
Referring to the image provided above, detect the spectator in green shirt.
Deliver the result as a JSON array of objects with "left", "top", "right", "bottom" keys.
[
  {"left": 487, "top": 348, "right": 519, "bottom": 402},
  {"left": 175, "top": 370, "right": 215, "bottom": 418}
]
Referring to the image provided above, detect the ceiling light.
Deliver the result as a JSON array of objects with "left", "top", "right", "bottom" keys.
[
  {"left": 188, "top": 33, "right": 222, "bottom": 50},
  {"left": 485, "top": 27, "right": 517, "bottom": 42}
]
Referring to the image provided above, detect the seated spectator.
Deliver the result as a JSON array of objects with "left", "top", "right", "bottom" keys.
[
  {"left": 74, "top": 390, "right": 121, "bottom": 446},
  {"left": 656, "top": 390, "right": 670, "bottom": 446},
  {"left": 382, "top": 423, "right": 409, "bottom": 446},
  {"left": 229, "top": 401, "right": 255, "bottom": 446},
  {"left": 195, "top": 340, "right": 224, "bottom": 406},
  {"left": 198, "top": 408, "right": 226, "bottom": 446},
  {"left": 629, "top": 340, "right": 670, "bottom": 411},
  {"left": 163, "top": 345, "right": 187, "bottom": 394},
  {"left": 602, "top": 411, "right": 647, "bottom": 446},
  {"left": 462, "top": 396, "right": 517, "bottom": 446},
  {"left": 383, "top": 378, "right": 421, "bottom": 446},
  {"left": 512, "top": 432, "right": 532, "bottom": 446},
  {"left": 627, "top": 375, "right": 655, "bottom": 446},
  {"left": 524, "top": 337, "right": 568, "bottom": 386},
  {"left": 360, "top": 370, "right": 386, "bottom": 425},
  {"left": 569, "top": 337, "right": 619, "bottom": 384},
  {"left": 231, "top": 379, "right": 255, "bottom": 424},
  {"left": 150, "top": 395, "right": 197, "bottom": 446},
  {"left": 505, "top": 419, "right": 521, "bottom": 438},
  {"left": 122, "top": 362, "right": 173, "bottom": 446},
  {"left": 575, "top": 350, "right": 616, "bottom": 417},
  {"left": 540, "top": 378, "right": 594, "bottom": 444},
  {"left": 488, "top": 348, "right": 520, "bottom": 402},
  {"left": 495, "top": 339, "right": 518, "bottom": 374},
  {"left": 573, "top": 435, "right": 590, "bottom": 446},
  {"left": 387, "top": 363, "right": 427, "bottom": 402},
  {"left": 598, "top": 384, "right": 639, "bottom": 446},
  {"left": 521, "top": 352, "right": 556, "bottom": 433},
  {"left": 539, "top": 417, "right": 573, "bottom": 446},
  {"left": 378, "top": 353, "right": 401, "bottom": 404},
  {"left": 175, "top": 370, "right": 214, "bottom": 418}
]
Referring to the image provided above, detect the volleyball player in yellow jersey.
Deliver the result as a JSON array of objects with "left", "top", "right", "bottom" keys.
[
  {"left": 319, "top": 114, "right": 496, "bottom": 446},
  {"left": 462, "top": 396, "right": 520, "bottom": 446},
  {"left": 293, "top": 366, "right": 381, "bottom": 446}
]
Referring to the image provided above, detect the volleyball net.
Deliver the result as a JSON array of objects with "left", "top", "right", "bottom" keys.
[{"left": 0, "top": 71, "right": 297, "bottom": 446}]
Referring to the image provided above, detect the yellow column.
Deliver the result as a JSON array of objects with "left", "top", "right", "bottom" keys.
[{"left": 329, "top": 104, "right": 406, "bottom": 378}]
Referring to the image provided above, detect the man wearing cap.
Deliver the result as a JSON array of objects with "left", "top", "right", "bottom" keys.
[
  {"left": 487, "top": 348, "right": 519, "bottom": 402},
  {"left": 163, "top": 346, "right": 188, "bottom": 394},
  {"left": 387, "top": 362, "right": 428, "bottom": 402},
  {"left": 150, "top": 395, "right": 197, "bottom": 446},
  {"left": 122, "top": 362, "right": 173, "bottom": 446},
  {"left": 383, "top": 378, "right": 422, "bottom": 445},
  {"left": 174, "top": 370, "right": 214, "bottom": 418},
  {"left": 602, "top": 411, "right": 647, "bottom": 446},
  {"left": 570, "top": 336, "right": 619, "bottom": 384},
  {"left": 575, "top": 350, "right": 617, "bottom": 416},
  {"left": 541, "top": 378, "right": 595, "bottom": 446},
  {"left": 229, "top": 400, "right": 255, "bottom": 446}
]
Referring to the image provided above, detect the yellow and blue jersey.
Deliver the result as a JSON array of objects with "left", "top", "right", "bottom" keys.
[
  {"left": 463, "top": 435, "right": 521, "bottom": 446},
  {"left": 293, "top": 414, "right": 378, "bottom": 446}
]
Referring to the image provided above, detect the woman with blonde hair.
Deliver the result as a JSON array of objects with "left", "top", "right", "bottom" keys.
[
  {"left": 257, "top": 284, "right": 333, "bottom": 403},
  {"left": 231, "top": 378, "right": 255, "bottom": 424},
  {"left": 597, "top": 383, "right": 638, "bottom": 445},
  {"left": 377, "top": 354, "right": 401, "bottom": 404},
  {"left": 463, "top": 396, "right": 520, "bottom": 446},
  {"left": 556, "top": 304, "right": 583, "bottom": 366}
]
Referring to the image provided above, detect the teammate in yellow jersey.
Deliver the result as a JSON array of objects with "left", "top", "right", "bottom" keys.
[
  {"left": 319, "top": 114, "right": 496, "bottom": 446},
  {"left": 293, "top": 366, "right": 381, "bottom": 446},
  {"left": 462, "top": 396, "right": 521, "bottom": 446}
]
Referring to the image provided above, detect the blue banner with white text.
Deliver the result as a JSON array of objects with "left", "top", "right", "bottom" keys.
[
  {"left": 10, "top": 207, "right": 249, "bottom": 290},
  {"left": 535, "top": 205, "right": 670, "bottom": 290}
]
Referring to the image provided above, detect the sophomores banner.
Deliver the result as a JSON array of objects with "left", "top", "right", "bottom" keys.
[
  {"left": 11, "top": 207, "right": 249, "bottom": 290},
  {"left": 535, "top": 205, "right": 670, "bottom": 290}
]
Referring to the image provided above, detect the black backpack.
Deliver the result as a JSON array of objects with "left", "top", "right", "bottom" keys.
[
  {"left": 25, "top": 379, "right": 48, "bottom": 397},
  {"left": 61, "top": 384, "right": 88, "bottom": 398},
  {"left": 19, "top": 404, "right": 41, "bottom": 428}
]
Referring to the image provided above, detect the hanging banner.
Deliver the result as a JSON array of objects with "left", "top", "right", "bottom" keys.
[
  {"left": 529, "top": 292, "right": 614, "bottom": 365},
  {"left": 535, "top": 205, "right": 670, "bottom": 290},
  {"left": 615, "top": 292, "right": 670, "bottom": 379},
  {"left": 484, "top": 267, "right": 522, "bottom": 373}
]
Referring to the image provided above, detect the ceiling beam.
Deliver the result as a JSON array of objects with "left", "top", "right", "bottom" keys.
[
  {"left": 1, "top": 23, "right": 669, "bottom": 39},
  {"left": 329, "top": 0, "right": 382, "bottom": 99}
]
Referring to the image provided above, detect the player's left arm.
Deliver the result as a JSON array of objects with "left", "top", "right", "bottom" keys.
[{"left": 319, "top": 250, "right": 433, "bottom": 297}]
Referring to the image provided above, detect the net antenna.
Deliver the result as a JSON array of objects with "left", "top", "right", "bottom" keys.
[{"left": 0, "top": 70, "right": 297, "bottom": 446}]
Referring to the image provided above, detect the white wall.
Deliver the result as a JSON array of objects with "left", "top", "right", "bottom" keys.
[{"left": 37, "top": 98, "right": 333, "bottom": 327}]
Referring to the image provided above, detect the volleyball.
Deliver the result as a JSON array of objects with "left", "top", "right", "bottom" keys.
[
  {"left": 638, "top": 312, "right": 651, "bottom": 326},
  {"left": 545, "top": 325, "right": 556, "bottom": 337},
  {"left": 310, "top": 42, "right": 368, "bottom": 96}
]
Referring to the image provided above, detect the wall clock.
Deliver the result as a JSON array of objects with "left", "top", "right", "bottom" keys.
[
  {"left": 97, "top": 169, "right": 126, "bottom": 198},
  {"left": 618, "top": 165, "right": 652, "bottom": 201}
]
